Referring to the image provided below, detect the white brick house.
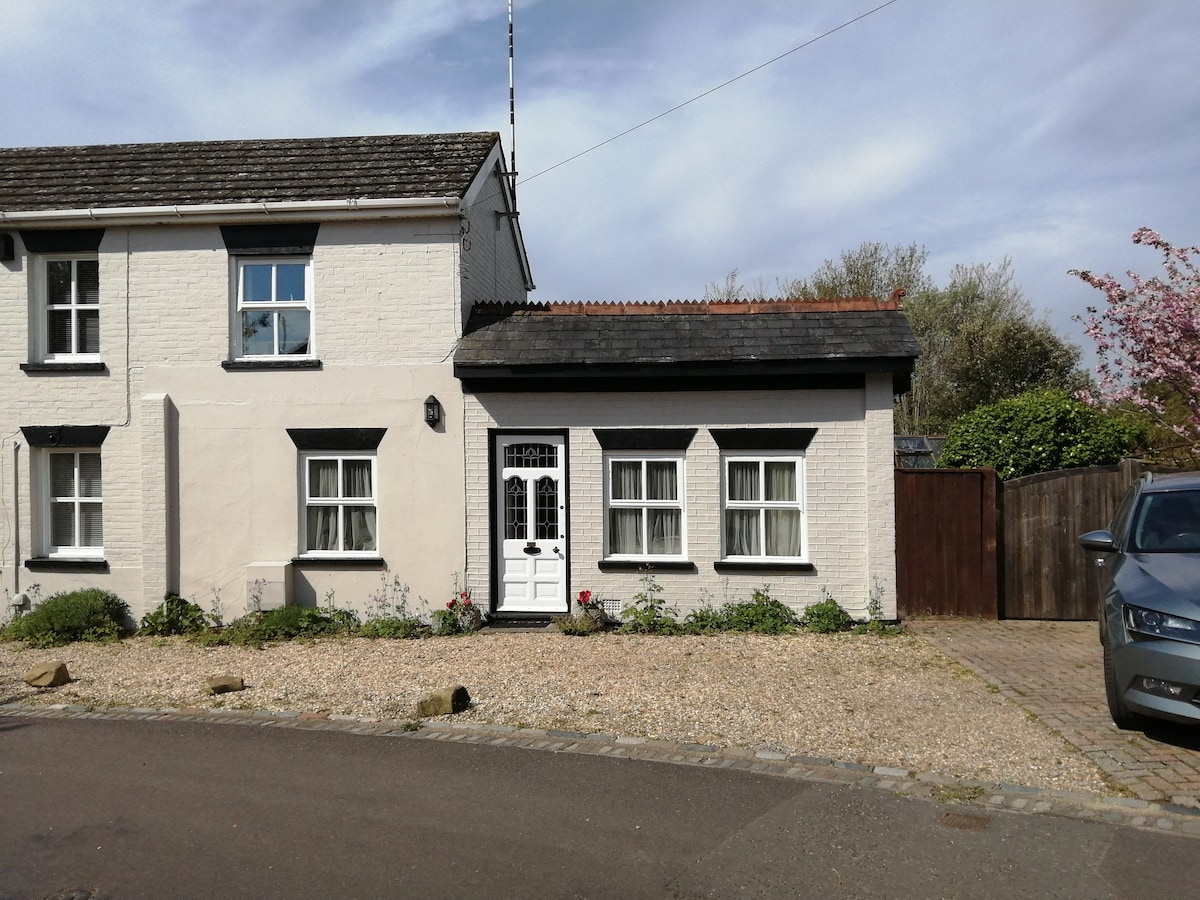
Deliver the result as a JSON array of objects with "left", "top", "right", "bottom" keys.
[{"left": 0, "top": 132, "right": 918, "bottom": 625}]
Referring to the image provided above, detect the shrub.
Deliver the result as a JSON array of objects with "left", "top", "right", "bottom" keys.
[
  {"left": 553, "top": 614, "right": 605, "bottom": 636},
  {"left": 204, "top": 606, "right": 361, "bottom": 647},
  {"left": 938, "top": 389, "right": 1144, "bottom": 480},
  {"left": 140, "top": 593, "right": 211, "bottom": 636},
  {"left": 681, "top": 605, "right": 727, "bottom": 634},
  {"left": 359, "top": 616, "right": 429, "bottom": 639},
  {"left": 1, "top": 588, "right": 131, "bottom": 648},
  {"left": 719, "top": 587, "right": 797, "bottom": 634},
  {"left": 801, "top": 592, "right": 852, "bottom": 634}
]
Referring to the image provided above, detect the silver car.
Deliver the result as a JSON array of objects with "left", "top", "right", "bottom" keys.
[{"left": 1079, "top": 471, "right": 1200, "bottom": 730}]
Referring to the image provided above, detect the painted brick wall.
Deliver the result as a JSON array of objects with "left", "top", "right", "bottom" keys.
[
  {"left": 464, "top": 387, "right": 899, "bottom": 620},
  {"left": 0, "top": 212, "right": 518, "bottom": 618}
]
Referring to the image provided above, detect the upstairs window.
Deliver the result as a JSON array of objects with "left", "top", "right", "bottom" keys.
[
  {"left": 236, "top": 258, "right": 313, "bottom": 358},
  {"left": 41, "top": 256, "right": 100, "bottom": 361}
]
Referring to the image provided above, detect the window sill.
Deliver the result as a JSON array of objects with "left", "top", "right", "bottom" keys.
[
  {"left": 223, "top": 359, "right": 322, "bottom": 371},
  {"left": 291, "top": 556, "right": 386, "bottom": 568},
  {"left": 714, "top": 560, "right": 815, "bottom": 573},
  {"left": 25, "top": 557, "right": 109, "bottom": 572},
  {"left": 20, "top": 362, "right": 108, "bottom": 375},
  {"left": 597, "top": 560, "right": 697, "bottom": 573}
]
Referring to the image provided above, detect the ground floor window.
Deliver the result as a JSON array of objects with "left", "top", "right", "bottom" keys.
[
  {"left": 303, "top": 454, "right": 377, "bottom": 554},
  {"left": 605, "top": 454, "right": 685, "bottom": 558},
  {"left": 45, "top": 449, "right": 103, "bottom": 557},
  {"left": 722, "top": 454, "right": 805, "bottom": 559}
]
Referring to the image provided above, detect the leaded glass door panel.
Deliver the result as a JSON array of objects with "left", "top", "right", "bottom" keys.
[{"left": 494, "top": 434, "right": 568, "bottom": 613}]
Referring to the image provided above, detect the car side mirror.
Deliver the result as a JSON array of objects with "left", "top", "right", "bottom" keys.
[{"left": 1078, "top": 529, "right": 1116, "bottom": 552}]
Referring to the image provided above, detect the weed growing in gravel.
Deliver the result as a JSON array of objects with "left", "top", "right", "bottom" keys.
[
  {"left": 800, "top": 589, "right": 852, "bottom": 634},
  {"left": 851, "top": 577, "right": 903, "bottom": 636},
  {"left": 680, "top": 586, "right": 797, "bottom": 635},
  {"left": 139, "top": 593, "right": 212, "bottom": 636},
  {"left": 360, "top": 570, "right": 429, "bottom": 639},
  {"left": 191, "top": 606, "right": 361, "bottom": 648},
  {"left": 619, "top": 568, "right": 681, "bottom": 634}
]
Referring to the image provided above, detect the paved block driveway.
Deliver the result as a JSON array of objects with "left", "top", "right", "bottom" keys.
[{"left": 912, "top": 618, "right": 1200, "bottom": 807}]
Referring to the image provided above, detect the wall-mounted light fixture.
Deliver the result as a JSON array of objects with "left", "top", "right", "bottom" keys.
[{"left": 424, "top": 395, "right": 442, "bottom": 428}]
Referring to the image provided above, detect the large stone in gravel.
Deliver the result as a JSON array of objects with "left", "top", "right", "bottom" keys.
[
  {"left": 24, "top": 660, "right": 70, "bottom": 687},
  {"left": 415, "top": 685, "right": 471, "bottom": 717},
  {"left": 207, "top": 675, "right": 245, "bottom": 694}
]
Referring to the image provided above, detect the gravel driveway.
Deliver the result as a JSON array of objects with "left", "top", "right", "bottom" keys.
[{"left": 0, "top": 630, "right": 1108, "bottom": 795}]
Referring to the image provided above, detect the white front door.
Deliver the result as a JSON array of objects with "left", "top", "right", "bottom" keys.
[{"left": 494, "top": 434, "right": 568, "bottom": 614}]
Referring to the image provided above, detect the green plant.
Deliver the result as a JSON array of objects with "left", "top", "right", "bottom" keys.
[
  {"left": 435, "top": 575, "right": 482, "bottom": 635},
  {"left": 619, "top": 568, "right": 680, "bottom": 634},
  {"left": 938, "top": 389, "right": 1143, "bottom": 480},
  {"left": 681, "top": 605, "right": 727, "bottom": 634},
  {"left": 1, "top": 588, "right": 131, "bottom": 648},
  {"left": 206, "top": 605, "right": 361, "bottom": 647},
  {"left": 553, "top": 614, "right": 605, "bottom": 636},
  {"left": 139, "top": 593, "right": 212, "bottom": 636},
  {"left": 719, "top": 586, "right": 797, "bottom": 634},
  {"left": 852, "top": 577, "right": 903, "bottom": 635},
  {"left": 801, "top": 589, "right": 852, "bottom": 634},
  {"left": 359, "top": 616, "right": 430, "bottom": 639}
]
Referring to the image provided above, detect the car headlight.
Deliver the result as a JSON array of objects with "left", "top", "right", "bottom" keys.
[{"left": 1124, "top": 605, "right": 1200, "bottom": 644}]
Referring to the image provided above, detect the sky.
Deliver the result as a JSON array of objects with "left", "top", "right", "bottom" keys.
[{"left": 3, "top": 0, "right": 1199, "bottom": 361}]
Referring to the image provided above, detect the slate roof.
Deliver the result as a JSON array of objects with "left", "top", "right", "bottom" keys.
[
  {"left": 0, "top": 132, "right": 499, "bottom": 212},
  {"left": 455, "top": 299, "right": 920, "bottom": 391}
]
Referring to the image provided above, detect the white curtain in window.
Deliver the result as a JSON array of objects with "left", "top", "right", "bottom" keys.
[
  {"left": 609, "top": 509, "right": 642, "bottom": 554},
  {"left": 611, "top": 461, "right": 641, "bottom": 500},
  {"left": 726, "top": 509, "right": 759, "bottom": 555},
  {"left": 728, "top": 461, "right": 759, "bottom": 501},
  {"left": 646, "top": 461, "right": 677, "bottom": 500},
  {"left": 343, "top": 459, "right": 376, "bottom": 551},
  {"left": 307, "top": 460, "right": 339, "bottom": 551},
  {"left": 765, "top": 509, "right": 802, "bottom": 556},
  {"left": 648, "top": 509, "right": 681, "bottom": 554},
  {"left": 765, "top": 461, "right": 795, "bottom": 501}
]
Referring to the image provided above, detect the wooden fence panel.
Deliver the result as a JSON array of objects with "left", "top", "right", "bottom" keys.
[
  {"left": 1002, "top": 459, "right": 1175, "bottom": 620},
  {"left": 896, "top": 468, "right": 999, "bottom": 618}
]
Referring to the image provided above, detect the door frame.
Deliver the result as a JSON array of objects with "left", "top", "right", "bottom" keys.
[{"left": 487, "top": 428, "right": 571, "bottom": 618}]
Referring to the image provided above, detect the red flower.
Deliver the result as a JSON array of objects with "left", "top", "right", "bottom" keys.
[
  {"left": 462, "top": 598, "right": 471, "bottom": 606},
  {"left": 446, "top": 601, "right": 454, "bottom": 609}
]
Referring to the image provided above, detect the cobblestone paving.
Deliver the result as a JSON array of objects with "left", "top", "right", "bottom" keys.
[{"left": 910, "top": 617, "right": 1200, "bottom": 808}]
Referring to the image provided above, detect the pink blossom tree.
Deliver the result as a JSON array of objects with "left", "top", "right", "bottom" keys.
[{"left": 1072, "top": 228, "right": 1200, "bottom": 455}]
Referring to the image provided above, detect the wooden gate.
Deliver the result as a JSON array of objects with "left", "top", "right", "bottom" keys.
[
  {"left": 1002, "top": 459, "right": 1174, "bottom": 619},
  {"left": 896, "top": 468, "right": 1000, "bottom": 618}
]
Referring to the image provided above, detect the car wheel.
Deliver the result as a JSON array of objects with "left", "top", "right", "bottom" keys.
[{"left": 1102, "top": 635, "right": 1151, "bottom": 731}]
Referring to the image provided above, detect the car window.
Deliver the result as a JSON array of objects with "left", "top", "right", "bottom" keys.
[
  {"left": 1110, "top": 484, "right": 1138, "bottom": 546},
  {"left": 1130, "top": 490, "right": 1200, "bottom": 552}
]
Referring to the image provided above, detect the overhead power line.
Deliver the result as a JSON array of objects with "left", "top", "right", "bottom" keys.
[{"left": 517, "top": 0, "right": 903, "bottom": 186}]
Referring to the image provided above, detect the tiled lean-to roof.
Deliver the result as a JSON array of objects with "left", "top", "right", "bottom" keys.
[
  {"left": 0, "top": 132, "right": 499, "bottom": 212},
  {"left": 454, "top": 297, "right": 920, "bottom": 392}
]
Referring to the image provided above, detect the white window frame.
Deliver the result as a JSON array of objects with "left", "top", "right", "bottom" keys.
[
  {"left": 234, "top": 256, "right": 314, "bottom": 359},
  {"left": 603, "top": 452, "right": 687, "bottom": 561},
  {"left": 42, "top": 449, "right": 104, "bottom": 558},
  {"left": 721, "top": 452, "right": 807, "bottom": 561},
  {"left": 36, "top": 254, "right": 101, "bottom": 362},
  {"left": 300, "top": 452, "right": 378, "bottom": 557}
]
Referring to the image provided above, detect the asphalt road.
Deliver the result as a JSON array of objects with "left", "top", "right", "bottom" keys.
[{"left": 1, "top": 716, "right": 1197, "bottom": 899}]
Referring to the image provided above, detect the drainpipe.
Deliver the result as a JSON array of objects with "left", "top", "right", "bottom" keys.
[{"left": 11, "top": 440, "right": 22, "bottom": 606}]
